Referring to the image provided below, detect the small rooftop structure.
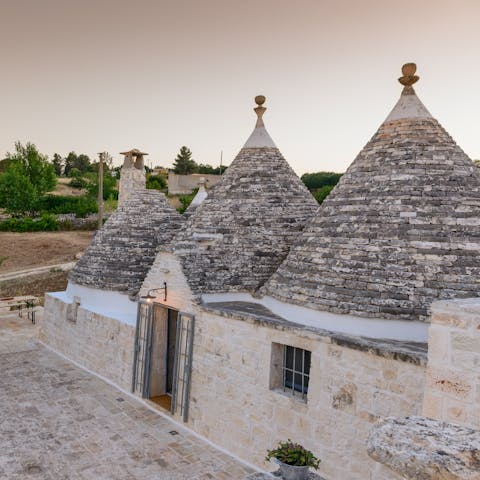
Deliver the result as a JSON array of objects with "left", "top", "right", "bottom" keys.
[
  {"left": 185, "top": 177, "right": 208, "bottom": 215},
  {"left": 174, "top": 95, "right": 318, "bottom": 295},
  {"left": 263, "top": 63, "right": 480, "bottom": 322},
  {"left": 120, "top": 148, "right": 148, "bottom": 170},
  {"left": 69, "top": 189, "right": 183, "bottom": 297},
  {"left": 118, "top": 148, "right": 148, "bottom": 204}
]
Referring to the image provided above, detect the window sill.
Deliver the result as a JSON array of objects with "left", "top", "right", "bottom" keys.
[{"left": 271, "top": 387, "right": 308, "bottom": 405}]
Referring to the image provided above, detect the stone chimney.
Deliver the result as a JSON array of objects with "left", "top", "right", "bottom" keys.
[{"left": 118, "top": 149, "right": 147, "bottom": 204}]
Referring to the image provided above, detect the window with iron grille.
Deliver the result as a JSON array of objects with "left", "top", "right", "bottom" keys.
[
  {"left": 271, "top": 343, "right": 311, "bottom": 401},
  {"left": 282, "top": 345, "right": 311, "bottom": 399}
]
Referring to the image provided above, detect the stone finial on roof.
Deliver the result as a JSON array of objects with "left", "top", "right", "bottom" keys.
[
  {"left": 384, "top": 63, "right": 431, "bottom": 122},
  {"left": 243, "top": 95, "right": 277, "bottom": 149},
  {"left": 399, "top": 63, "right": 419, "bottom": 87},
  {"left": 254, "top": 95, "right": 266, "bottom": 128}
]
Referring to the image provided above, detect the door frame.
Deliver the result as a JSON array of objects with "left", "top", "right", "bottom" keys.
[{"left": 132, "top": 301, "right": 195, "bottom": 421}]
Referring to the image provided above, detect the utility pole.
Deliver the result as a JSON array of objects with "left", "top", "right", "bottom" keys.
[
  {"left": 220, "top": 150, "right": 223, "bottom": 174},
  {"left": 97, "top": 152, "right": 104, "bottom": 230}
]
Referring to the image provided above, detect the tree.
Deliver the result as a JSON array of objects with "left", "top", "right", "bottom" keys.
[
  {"left": 85, "top": 172, "right": 118, "bottom": 200},
  {"left": 197, "top": 163, "right": 227, "bottom": 175},
  {"left": 300, "top": 171, "right": 343, "bottom": 191},
  {"left": 0, "top": 142, "right": 56, "bottom": 215},
  {"left": 0, "top": 163, "right": 39, "bottom": 215},
  {"left": 52, "top": 153, "right": 63, "bottom": 176},
  {"left": 64, "top": 152, "right": 92, "bottom": 176},
  {"left": 0, "top": 158, "right": 15, "bottom": 173},
  {"left": 146, "top": 174, "right": 167, "bottom": 191},
  {"left": 313, "top": 185, "right": 334, "bottom": 204},
  {"left": 173, "top": 146, "right": 197, "bottom": 174}
]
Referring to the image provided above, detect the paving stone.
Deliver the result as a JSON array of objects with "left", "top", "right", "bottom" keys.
[{"left": 0, "top": 315, "right": 257, "bottom": 479}]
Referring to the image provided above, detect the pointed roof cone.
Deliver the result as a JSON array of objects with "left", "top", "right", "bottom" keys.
[
  {"left": 69, "top": 190, "right": 184, "bottom": 297},
  {"left": 174, "top": 96, "right": 318, "bottom": 295},
  {"left": 263, "top": 63, "right": 480, "bottom": 323}
]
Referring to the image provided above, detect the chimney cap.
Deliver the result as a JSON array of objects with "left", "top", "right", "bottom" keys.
[{"left": 120, "top": 148, "right": 149, "bottom": 156}]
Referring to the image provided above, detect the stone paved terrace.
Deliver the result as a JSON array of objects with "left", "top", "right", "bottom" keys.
[{"left": 0, "top": 312, "right": 258, "bottom": 480}]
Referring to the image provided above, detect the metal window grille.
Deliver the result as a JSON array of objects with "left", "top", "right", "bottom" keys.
[{"left": 282, "top": 345, "right": 311, "bottom": 399}]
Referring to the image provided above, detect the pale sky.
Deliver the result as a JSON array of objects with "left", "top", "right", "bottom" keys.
[{"left": 1, "top": 0, "right": 480, "bottom": 175}]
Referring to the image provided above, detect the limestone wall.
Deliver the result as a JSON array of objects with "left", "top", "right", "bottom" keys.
[
  {"left": 423, "top": 298, "right": 480, "bottom": 428},
  {"left": 187, "top": 310, "right": 426, "bottom": 479},
  {"left": 140, "top": 253, "right": 426, "bottom": 479},
  {"left": 40, "top": 294, "right": 135, "bottom": 391},
  {"left": 167, "top": 173, "right": 221, "bottom": 195}
]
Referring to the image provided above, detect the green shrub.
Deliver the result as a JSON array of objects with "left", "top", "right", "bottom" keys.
[
  {"left": 85, "top": 173, "right": 118, "bottom": 200},
  {"left": 146, "top": 174, "right": 167, "bottom": 190},
  {"left": 58, "top": 219, "right": 99, "bottom": 231},
  {"left": 37, "top": 195, "right": 97, "bottom": 217},
  {"left": 301, "top": 171, "right": 342, "bottom": 191},
  {"left": 68, "top": 176, "right": 88, "bottom": 188},
  {"left": 313, "top": 185, "right": 334, "bottom": 204},
  {"left": 266, "top": 440, "right": 320, "bottom": 469},
  {"left": 0, "top": 214, "right": 59, "bottom": 232},
  {"left": 177, "top": 189, "right": 198, "bottom": 214}
]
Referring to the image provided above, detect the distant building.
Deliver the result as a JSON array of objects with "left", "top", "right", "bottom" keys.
[{"left": 167, "top": 172, "right": 222, "bottom": 195}]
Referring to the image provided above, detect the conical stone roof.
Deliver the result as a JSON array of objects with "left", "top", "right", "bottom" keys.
[
  {"left": 174, "top": 96, "right": 318, "bottom": 295},
  {"left": 69, "top": 189, "right": 183, "bottom": 296},
  {"left": 263, "top": 64, "right": 480, "bottom": 322}
]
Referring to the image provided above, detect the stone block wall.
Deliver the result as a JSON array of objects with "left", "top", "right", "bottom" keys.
[
  {"left": 167, "top": 173, "right": 221, "bottom": 195},
  {"left": 188, "top": 310, "right": 426, "bottom": 480},
  {"left": 140, "top": 254, "right": 426, "bottom": 479},
  {"left": 423, "top": 298, "right": 480, "bottom": 428},
  {"left": 39, "top": 294, "right": 135, "bottom": 392},
  {"left": 119, "top": 168, "right": 146, "bottom": 204}
]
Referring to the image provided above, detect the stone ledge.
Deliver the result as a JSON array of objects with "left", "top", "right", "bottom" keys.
[
  {"left": 431, "top": 298, "right": 480, "bottom": 317},
  {"left": 203, "top": 301, "right": 427, "bottom": 366},
  {"left": 367, "top": 416, "right": 480, "bottom": 479}
]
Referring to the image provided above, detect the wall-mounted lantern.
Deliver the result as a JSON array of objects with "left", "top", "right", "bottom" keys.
[{"left": 140, "top": 282, "right": 167, "bottom": 302}]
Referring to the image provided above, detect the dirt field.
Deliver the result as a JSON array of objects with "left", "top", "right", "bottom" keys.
[
  {"left": 0, "top": 232, "right": 93, "bottom": 273},
  {"left": 49, "top": 177, "right": 86, "bottom": 196}
]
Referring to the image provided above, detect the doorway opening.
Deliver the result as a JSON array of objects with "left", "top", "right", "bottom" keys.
[
  {"left": 132, "top": 302, "right": 195, "bottom": 421},
  {"left": 149, "top": 307, "right": 178, "bottom": 411}
]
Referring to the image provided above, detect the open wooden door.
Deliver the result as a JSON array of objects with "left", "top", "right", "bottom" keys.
[
  {"left": 171, "top": 312, "right": 195, "bottom": 422},
  {"left": 131, "top": 302, "right": 154, "bottom": 397}
]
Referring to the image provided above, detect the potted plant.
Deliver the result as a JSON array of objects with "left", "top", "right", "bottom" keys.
[{"left": 266, "top": 439, "right": 320, "bottom": 480}]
